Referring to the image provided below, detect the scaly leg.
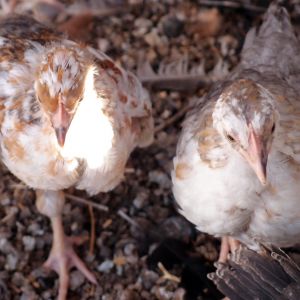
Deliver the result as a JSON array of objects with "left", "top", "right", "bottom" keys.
[
  {"left": 36, "top": 190, "right": 97, "bottom": 300},
  {"left": 218, "top": 236, "right": 240, "bottom": 263}
]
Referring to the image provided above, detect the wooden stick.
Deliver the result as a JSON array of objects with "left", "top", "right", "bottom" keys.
[
  {"left": 65, "top": 193, "right": 109, "bottom": 212},
  {"left": 88, "top": 205, "right": 96, "bottom": 256}
]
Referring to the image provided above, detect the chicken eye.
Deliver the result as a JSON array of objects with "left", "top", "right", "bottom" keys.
[
  {"left": 271, "top": 123, "right": 275, "bottom": 133},
  {"left": 226, "top": 134, "right": 235, "bottom": 143}
]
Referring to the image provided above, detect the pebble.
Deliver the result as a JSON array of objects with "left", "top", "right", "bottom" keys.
[
  {"left": 98, "top": 38, "right": 110, "bottom": 53},
  {"left": 133, "top": 18, "right": 153, "bottom": 37},
  {"left": 162, "top": 16, "right": 184, "bottom": 38},
  {"left": 133, "top": 191, "right": 148, "bottom": 209},
  {"left": 70, "top": 270, "right": 85, "bottom": 291},
  {"left": 1, "top": 195, "right": 11, "bottom": 206},
  {"left": 97, "top": 260, "right": 114, "bottom": 273},
  {"left": 33, "top": 2, "right": 61, "bottom": 23},
  {"left": 27, "top": 223, "right": 44, "bottom": 236},
  {"left": 70, "top": 222, "right": 78, "bottom": 232},
  {"left": 173, "top": 288, "right": 186, "bottom": 300},
  {"left": 149, "top": 170, "right": 171, "bottom": 189},
  {"left": 0, "top": 238, "right": 12, "bottom": 255},
  {"left": 120, "top": 289, "right": 140, "bottom": 300},
  {"left": 20, "top": 290, "right": 38, "bottom": 300},
  {"left": 22, "top": 236, "right": 36, "bottom": 252},
  {"left": 144, "top": 29, "right": 162, "bottom": 47},
  {"left": 159, "top": 216, "right": 194, "bottom": 242},
  {"left": 102, "top": 294, "right": 114, "bottom": 300},
  {"left": 116, "top": 265, "right": 123, "bottom": 276},
  {"left": 97, "top": 238, "right": 112, "bottom": 258},
  {"left": 6, "top": 253, "right": 19, "bottom": 270},
  {"left": 141, "top": 270, "right": 159, "bottom": 290},
  {"left": 153, "top": 286, "right": 174, "bottom": 300},
  {"left": 124, "top": 243, "right": 136, "bottom": 256},
  {"left": 41, "top": 291, "right": 53, "bottom": 299}
]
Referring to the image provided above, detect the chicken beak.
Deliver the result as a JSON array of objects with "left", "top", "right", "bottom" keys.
[
  {"left": 244, "top": 128, "right": 268, "bottom": 185},
  {"left": 52, "top": 102, "right": 72, "bottom": 147}
]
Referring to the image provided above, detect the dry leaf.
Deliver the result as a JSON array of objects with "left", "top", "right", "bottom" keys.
[
  {"left": 186, "top": 8, "right": 222, "bottom": 38},
  {"left": 113, "top": 256, "right": 127, "bottom": 266},
  {"left": 58, "top": 13, "right": 94, "bottom": 41},
  {"left": 102, "top": 218, "right": 112, "bottom": 229}
]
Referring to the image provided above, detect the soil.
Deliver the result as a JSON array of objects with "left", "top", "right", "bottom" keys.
[{"left": 0, "top": 1, "right": 298, "bottom": 299}]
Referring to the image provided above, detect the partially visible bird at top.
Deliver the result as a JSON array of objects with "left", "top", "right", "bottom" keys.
[
  {"left": 172, "top": 1, "right": 300, "bottom": 262},
  {"left": 0, "top": 14, "right": 153, "bottom": 299}
]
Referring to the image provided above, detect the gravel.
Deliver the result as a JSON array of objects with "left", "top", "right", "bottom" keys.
[{"left": 0, "top": 0, "right": 279, "bottom": 299}]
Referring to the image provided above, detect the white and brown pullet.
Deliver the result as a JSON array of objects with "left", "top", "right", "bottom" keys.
[
  {"left": 172, "top": 2, "right": 300, "bottom": 261},
  {"left": 0, "top": 15, "right": 153, "bottom": 299}
]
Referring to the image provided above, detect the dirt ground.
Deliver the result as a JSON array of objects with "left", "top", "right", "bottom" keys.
[{"left": 0, "top": 0, "right": 299, "bottom": 299}]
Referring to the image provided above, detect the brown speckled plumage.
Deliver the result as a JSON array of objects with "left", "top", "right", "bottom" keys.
[{"left": 0, "top": 14, "right": 153, "bottom": 299}]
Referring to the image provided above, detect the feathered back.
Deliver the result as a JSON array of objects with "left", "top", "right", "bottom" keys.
[{"left": 236, "top": 1, "right": 300, "bottom": 78}]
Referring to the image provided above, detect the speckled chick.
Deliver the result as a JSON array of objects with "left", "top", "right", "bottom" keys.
[
  {"left": 172, "top": 2, "right": 300, "bottom": 261},
  {"left": 0, "top": 15, "right": 153, "bottom": 299}
]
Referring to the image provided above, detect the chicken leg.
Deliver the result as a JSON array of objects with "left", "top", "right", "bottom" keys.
[
  {"left": 36, "top": 190, "right": 97, "bottom": 300},
  {"left": 218, "top": 236, "right": 240, "bottom": 263}
]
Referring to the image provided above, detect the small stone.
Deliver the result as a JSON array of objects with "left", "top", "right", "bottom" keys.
[
  {"left": 98, "top": 38, "right": 110, "bottom": 53},
  {"left": 144, "top": 29, "right": 162, "bottom": 47},
  {"left": 141, "top": 270, "right": 159, "bottom": 290},
  {"left": 120, "top": 289, "right": 140, "bottom": 300},
  {"left": 35, "top": 237, "right": 46, "bottom": 250},
  {"left": 70, "top": 270, "right": 85, "bottom": 291},
  {"left": 116, "top": 265, "right": 123, "bottom": 276},
  {"left": 99, "top": 245, "right": 112, "bottom": 259},
  {"left": 27, "top": 223, "right": 44, "bottom": 236},
  {"left": 133, "top": 191, "right": 148, "bottom": 209},
  {"left": 6, "top": 253, "right": 19, "bottom": 270},
  {"left": 70, "top": 222, "right": 78, "bottom": 232},
  {"left": 153, "top": 286, "right": 174, "bottom": 300},
  {"left": 1, "top": 195, "right": 11, "bottom": 206},
  {"left": 4, "top": 206, "right": 18, "bottom": 221},
  {"left": 85, "top": 252, "right": 95, "bottom": 263},
  {"left": 11, "top": 272, "right": 25, "bottom": 287},
  {"left": 0, "top": 238, "right": 12, "bottom": 255},
  {"left": 97, "top": 260, "right": 114, "bottom": 273},
  {"left": 161, "top": 109, "right": 172, "bottom": 119},
  {"left": 124, "top": 243, "right": 136, "bottom": 256},
  {"left": 159, "top": 216, "right": 194, "bottom": 242},
  {"left": 41, "top": 291, "right": 53, "bottom": 299},
  {"left": 34, "top": 2, "right": 62, "bottom": 22},
  {"left": 20, "top": 290, "right": 38, "bottom": 300},
  {"left": 133, "top": 18, "right": 153, "bottom": 37},
  {"left": 126, "top": 255, "right": 138, "bottom": 264},
  {"left": 140, "top": 290, "right": 151, "bottom": 298},
  {"left": 102, "top": 294, "right": 114, "bottom": 300},
  {"left": 134, "top": 18, "right": 153, "bottom": 30},
  {"left": 162, "top": 16, "right": 184, "bottom": 38},
  {"left": 22, "top": 236, "right": 36, "bottom": 252},
  {"left": 148, "top": 170, "right": 171, "bottom": 189},
  {"left": 173, "top": 288, "right": 186, "bottom": 300}
]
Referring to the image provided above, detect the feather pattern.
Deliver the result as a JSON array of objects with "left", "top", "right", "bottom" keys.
[
  {"left": 0, "top": 14, "right": 153, "bottom": 195},
  {"left": 172, "top": 2, "right": 300, "bottom": 250}
]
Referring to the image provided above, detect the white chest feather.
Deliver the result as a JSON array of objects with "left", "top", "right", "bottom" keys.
[
  {"left": 63, "top": 91, "right": 133, "bottom": 194},
  {"left": 1, "top": 92, "right": 131, "bottom": 195},
  {"left": 172, "top": 138, "right": 300, "bottom": 248}
]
